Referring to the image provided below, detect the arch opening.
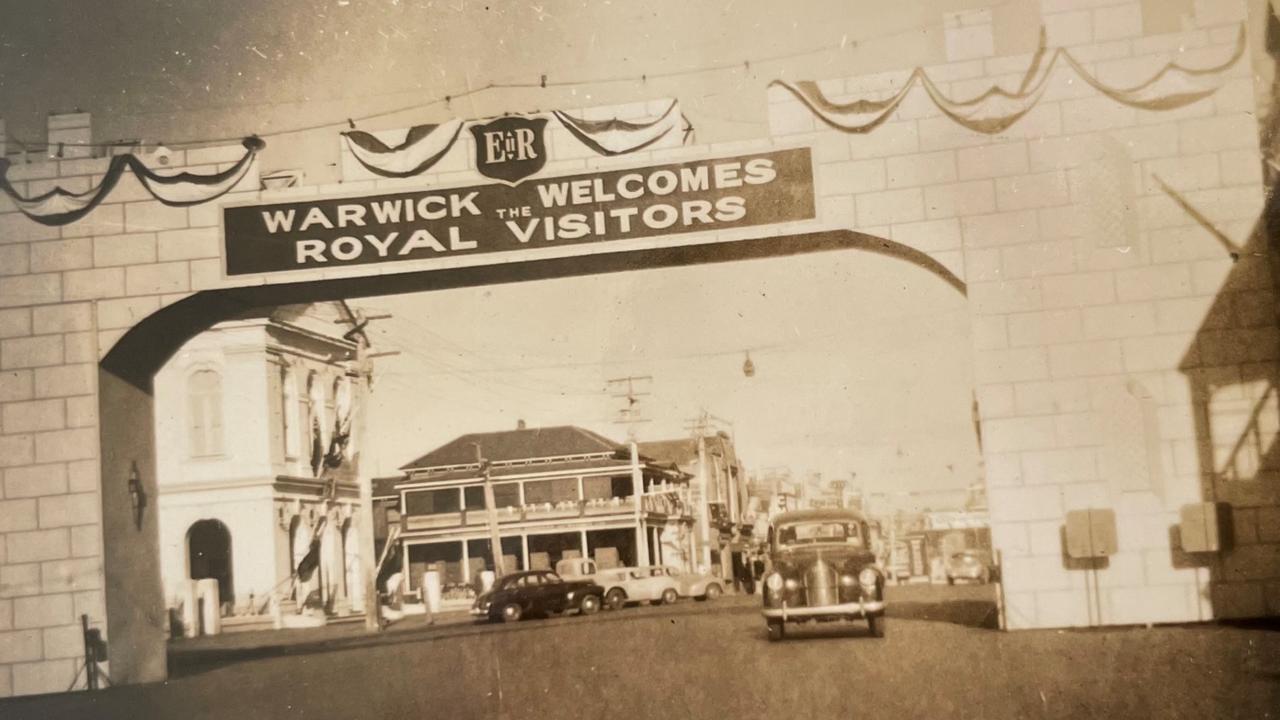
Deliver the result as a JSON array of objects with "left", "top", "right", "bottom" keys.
[{"left": 97, "top": 228, "right": 972, "bottom": 684}]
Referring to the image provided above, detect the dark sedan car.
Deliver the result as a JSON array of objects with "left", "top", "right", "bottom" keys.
[
  {"left": 471, "top": 570, "right": 605, "bottom": 623},
  {"left": 762, "top": 508, "right": 886, "bottom": 641}
]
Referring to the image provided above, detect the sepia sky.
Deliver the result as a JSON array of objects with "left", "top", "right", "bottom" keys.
[{"left": 355, "top": 248, "right": 982, "bottom": 498}]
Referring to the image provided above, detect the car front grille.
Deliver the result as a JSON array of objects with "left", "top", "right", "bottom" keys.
[{"left": 805, "top": 560, "right": 839, "bottom": 607}]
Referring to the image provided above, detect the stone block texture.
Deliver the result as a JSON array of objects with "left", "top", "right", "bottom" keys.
[{"left": 765, "top": 0, "right": 1274, "bottom": 630}]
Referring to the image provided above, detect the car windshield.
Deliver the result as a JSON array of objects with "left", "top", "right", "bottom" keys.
[{"left": 776, "top": 521, "right": 864, "bottom": 546}]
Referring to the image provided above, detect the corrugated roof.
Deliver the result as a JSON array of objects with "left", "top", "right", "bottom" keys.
[
  {"left": 637, "top": 434, "right": 740, "bottom": 468},
  {"left": 399, "top": 425, "right": 627, "bottom": 470},
  {"left": 391, "top": 456, "right": 637, "bottom": 487},
  {"left": 636, "top": 438, "right": 699, "bottom": 468},
  {"left": 372, "top": 475, "right": 405, "bottom": 497}
]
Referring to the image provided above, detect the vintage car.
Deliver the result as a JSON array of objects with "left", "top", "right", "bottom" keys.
[
  {"left": 470, "top": 570, "right": 605, "bottom": 623},
  {"left": 556, "top": 559, "right": 722, "bottom": 609},
  {"left": 761, "top": 508, "right": 886, "bottom": 640},
  {"left": 596, "top": 566, "right": 681, "bottom": 610},
  {"left": 945, "top": 549, "right": 998, "bottom": 585},
  {"left": 665, "top": 566, "right": 725, "bottom": 601}
]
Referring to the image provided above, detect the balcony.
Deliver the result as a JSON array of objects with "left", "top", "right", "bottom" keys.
[{"left": 400, "top": 488, "right": 691, "bottom": 531}]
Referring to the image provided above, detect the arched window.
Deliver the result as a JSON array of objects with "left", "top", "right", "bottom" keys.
[
  {"left": 282, "top": 366, "right": 301, "bottom": 459},
  {"left": 188, "top": 369, "right": 224, "bottom": 457}
]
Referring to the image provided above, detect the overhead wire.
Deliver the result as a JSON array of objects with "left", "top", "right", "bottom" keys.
[{"left": 2, "top": 2, "right": 1025, "bottom": 152}]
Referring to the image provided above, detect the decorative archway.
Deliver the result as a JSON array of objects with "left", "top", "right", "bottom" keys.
[{"left": 97, "top": 227, "right": 967, "bottom": 683}]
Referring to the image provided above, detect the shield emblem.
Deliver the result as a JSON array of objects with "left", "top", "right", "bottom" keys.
[{"left": 470, "top": 116, "right": 548, "bottom": 185}]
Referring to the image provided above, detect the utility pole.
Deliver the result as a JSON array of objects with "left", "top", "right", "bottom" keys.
[
  {"left": 342, "top": 308, "right": 394, "bottom": 632},
  {"left": 473, "top": 443, "right": 506, "bottom": 578},
  {"left": 608, "top": 376, "right": 652, "bottom": 567},
  {"left": 684, "top": 411, "right": 715, "bottom": 574}
]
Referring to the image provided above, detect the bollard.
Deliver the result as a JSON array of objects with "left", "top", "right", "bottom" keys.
[
  {"left": 195, "top": 578, "right": 222, "bottom": 636},
  {"left": 423, "top": 570, "right": 442, "bottom": 614},
  {"left": 181, "top": 581, "right": 199, "bottom": 639}
]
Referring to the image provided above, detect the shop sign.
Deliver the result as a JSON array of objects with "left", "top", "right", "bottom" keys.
[{"left": 222, "top": 147, "right": 815, "bottom": 276}]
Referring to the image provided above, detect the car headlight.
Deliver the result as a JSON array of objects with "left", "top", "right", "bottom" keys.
[
  {"left": 839, "top": 574, "right": 857, "bottom": 586},
  {"left": 766, "top": 573, "right": 783, "bottom": 591},
  {"left": 858, "top": 567, "right": 879, "bottom": 588}
]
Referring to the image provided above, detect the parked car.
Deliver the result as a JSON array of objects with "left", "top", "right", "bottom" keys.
[
  {"left": 596, "top": 566, "right": 681, "bottom": 610},
  {"left": 761, "top": 508, "right": 886, "bottom": 641},
  {"left": 556, "top": 559, "right": 723, "bottom": 609},
  {"left": 945, "top": 549, "right": 998, "bottom": 585},
  {"left": 470, "top": 570, "right": 604, "bottom": 623},
  {"left": 662, "top": 566, "right": 724, "bottom": 601}
]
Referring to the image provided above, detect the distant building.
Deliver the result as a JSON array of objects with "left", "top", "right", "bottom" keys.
[
  {"left": 379, "top": 425, "right": 694, "bottom": 603},
  {"left": 154, "top": 302, "right": 370, "bottom": 628},
  {"left": 639, "top": 430, "right": 752, "bottom": 583}
]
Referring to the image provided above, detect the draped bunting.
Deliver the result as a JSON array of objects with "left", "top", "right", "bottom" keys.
[
  {"left": 552, "top": 99, "right": 684, "bottom": 156},
  {"left": 341, "top": 101, "right": 686, "bottom": 177},
  {"left": 773, "top": 24, "right": 1246, "bottom": 135},
  {"left": 552, "top": 98, "right": 691, "bottom": 155},
  {"left": 341, "top": 119, "right": 464, "bottom": 178},
  {"left": 0, "top": 137, "right": 264, "bottom": 226},
  {"left": 323, "top": 376, "right": 354, "bottom": 470}
]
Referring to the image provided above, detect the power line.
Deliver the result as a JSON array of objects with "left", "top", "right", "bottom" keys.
[{"left": 3, "top": 4, "right": 1021, "bottom": 151}]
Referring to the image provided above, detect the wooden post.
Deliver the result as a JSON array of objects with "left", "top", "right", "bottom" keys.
[
  {"left": 352, "top": 337, "right": 380, "bottom": 631},
  {"left": 632, "top": 440, "right": 649, "bottom": 566},
  {"left": 474, "top": 443, "right": 506, "bottom": 578}
]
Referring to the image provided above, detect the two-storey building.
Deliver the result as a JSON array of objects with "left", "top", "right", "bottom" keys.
[
  {"left": 638, "top": 430, "right": 753, "bottom": 585},
  {"left": 380, "top": 424, "right": 694, "bottom": 601},
  {"left": 154, "top": 302, "right": 370, "bottom": 629}
]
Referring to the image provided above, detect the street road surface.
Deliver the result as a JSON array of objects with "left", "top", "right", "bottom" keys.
[{"left": 2, "top": 585, "right": 1276, "bottom": 719}]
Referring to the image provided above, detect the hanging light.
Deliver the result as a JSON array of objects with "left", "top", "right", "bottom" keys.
[
  {"left": 742, "top": 351, "right": 755, "bottom": 378},
  {"left": 127, "top": 462, "right": 146, "bottom": 531}
]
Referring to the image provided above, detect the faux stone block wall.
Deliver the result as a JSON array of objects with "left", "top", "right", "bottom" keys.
[
  {"left": 768, "top": 0, "right": 1280, "bottom": 628},
  {"left": 0, "top": 0, "right": 1277, "bottom": 697}
]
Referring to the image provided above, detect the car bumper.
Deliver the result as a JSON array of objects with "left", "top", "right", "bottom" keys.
[
  {"left": 762, "top": 600, "right": 885, "bottom": 621},
  {"left": 469, "top": 607, "right": 488, "bottom": 617}
]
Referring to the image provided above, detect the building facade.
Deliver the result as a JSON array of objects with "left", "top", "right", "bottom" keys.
[
  {"left": 639, "top": 430, "right": 754, "bottom": 583},
  {"left": 153, "top": 302, "right": 368, "bottom": 629},
  {"left": 381, "top": 425, "right": 694, "bottom": 601}
]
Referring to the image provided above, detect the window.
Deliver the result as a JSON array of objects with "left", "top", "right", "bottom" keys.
[
  {"left": 188, "top": 370, "right": 224, "bottom": 457},
  {"left": 308, "top": 371, "right": 327, "bottom": 451},
  {"left": 403, "top": 488, "right": 462, "bottom": 516},
  {"left": 282, "top": 366, "right": 300, "bottom": 459},
  {"left": 492, "top": 482, "right": 520, "bottom": 508},
  {"left": 464, "top": 486, "right": 486, "bottom": 511},
  {"left": 524, "top": 478, "right": 579, "bottom": 505},
  {"left": 583, "top": 476, "right": 614, "bottom": 500}
]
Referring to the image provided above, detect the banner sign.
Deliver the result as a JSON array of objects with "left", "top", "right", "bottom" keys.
[{"left": 222, "top": 147, "right": 815, "bottom": 276}]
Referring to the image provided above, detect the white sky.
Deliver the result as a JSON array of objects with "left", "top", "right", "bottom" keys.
[{"left": 355, "top": 248, "right": 980, "bottom": 499}]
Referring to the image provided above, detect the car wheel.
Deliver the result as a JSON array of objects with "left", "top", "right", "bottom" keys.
[
  {"left": 701, "top": 583, "right": 723, "bottom": 601},
  {"left": 499, "top": 603, "right": 523, "bottom": 623},
  {"left": 660, "top": 588, "right": 679, "bottom": 605},
  {"left": 767, "top": 621, "right": 785, "bottom": 642},
  {"left": 605, "top": 588, "right": 626, "bottom": 611},
  {"left": 579, "top": 594, "right": 601, "bottom": 616},
  {"left": 868, "top": 614, "right": 886, "bottom": 638}
]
